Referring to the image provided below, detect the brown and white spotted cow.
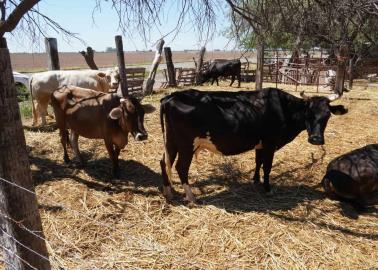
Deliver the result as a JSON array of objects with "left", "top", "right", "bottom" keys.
[{"left": 322, "top": 144, "right": 378, "bottom": 206}]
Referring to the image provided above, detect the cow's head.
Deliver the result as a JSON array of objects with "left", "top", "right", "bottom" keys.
[
  {"left": 301, "top": 92, "right": 347, "bottom": 145},
  {"left": 109, "top": 97, "right": 155, "bottom": 141},
  {"left": 196, "top": 71, "right": 210, "bottom": 85},
  {"left": 105, "top": 67, "right": 120, "bottom": 89}
]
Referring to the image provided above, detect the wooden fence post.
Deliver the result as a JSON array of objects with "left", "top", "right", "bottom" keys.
[
  {"left": 115, "top": 35, "right": 128, "bottom": 97},
  {"left": 334, "top": 45, "right": 348, "bottom": 95},
  {"left": 0, "top": 37, "right": 51, "bottom": 270},
  {"left": 255, "top": 42, "right": 264, "bottom": 90},
  {"left": 144, "top": 39, "right": 165, "bottom": 95},
  {"left": 79, "top": 47, "right": 98, "bottom": 70},
  {"left": 164, "top": 47, "right": 177, "bottom": 87},
  {"left": 348, "top": 58, "right": 354, "bottom": 90},
  {"left": 44, "top": 38, "right": 60, "bottom": 70},
  {"left": 195, "top": 46, "right": 206, "bottom": 85}
]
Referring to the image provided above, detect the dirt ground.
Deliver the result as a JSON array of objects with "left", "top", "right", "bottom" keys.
[
  {"left": 10, "top": 51, "right": 254, "bottom": 72},
  {"left": 22, "top": 81, "right": 377, "bottom": 269}
]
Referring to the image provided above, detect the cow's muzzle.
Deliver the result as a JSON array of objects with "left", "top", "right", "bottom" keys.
[
  {"left": 135, "top": 132, "right": 148, "bottom": 141},
  {"left": 308, "top": 135, "right": 324, "bottom": 145}
]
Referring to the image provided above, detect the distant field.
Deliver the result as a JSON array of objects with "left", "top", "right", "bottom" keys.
[{"left": 10, "top": 51, "right": 255, "bottom": 72}]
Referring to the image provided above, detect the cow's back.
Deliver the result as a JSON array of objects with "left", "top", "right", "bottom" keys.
[
  {"left": 52, "top": 87, "right": 120, "bottom": 139},
  {"left": 327, "top": 144, "right": 378, "bottom": 182},
  {"left": 31, "top": 70, "right": 103, "bottom": 98}
]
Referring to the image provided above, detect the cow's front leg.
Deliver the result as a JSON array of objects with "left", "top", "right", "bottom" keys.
[
  {"left": 175, "top": 150, "right": 195, "bottom": 202},
  {"left": 105, "top": 140, "right": 119, "bottom": 177},
  {"left": 252, "top": 149, "right": 264, "bottom": 185},
  {"left": 60, "top": 129, "right": 70, "bottom": 163},
  {"left": 215, "top": 77, "right": 219, "bottom": 86},
  {"left": 262, "top": 148, "right": 275, "bottom": 193}
]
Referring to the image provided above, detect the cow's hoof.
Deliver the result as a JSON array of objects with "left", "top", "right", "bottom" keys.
[
  {"left": 184, "top": 195, "right": 197, "bottom": 204},
  {"left": 64, "top": 156, "right": 70, "bottom": 164},
  {"left": 112, "top": 169, "right": 120, "bottom": 179},
  {"left": 263, "top": 184, "right": 272, "bottom": 194},
  {"left": 162, "top": 186, "right": 173, "bottom": 201}
]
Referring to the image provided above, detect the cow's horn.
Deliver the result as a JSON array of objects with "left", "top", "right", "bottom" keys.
[
  {"left": 327, "top": 93, "right": 340, "bottom": 102},
  {"left": 300, "top": 91, "right": 310, "bottom": 100},
  {"left": 120, "top": 98, "right": 126, "bottom": 102}
]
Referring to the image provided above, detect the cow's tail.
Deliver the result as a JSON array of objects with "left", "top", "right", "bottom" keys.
[
  {"left": 29, "top": 76, "right": 38, "bottom": 126},
  {"left": 160, "top": 100, "right": 173, "bottom": 185}
]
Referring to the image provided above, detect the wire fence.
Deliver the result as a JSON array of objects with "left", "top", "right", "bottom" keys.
[{"left": 0, "top": 176, "right": 205, "bottom": 270}]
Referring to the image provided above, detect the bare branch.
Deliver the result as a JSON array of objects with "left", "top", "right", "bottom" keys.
[
  {"left": 0, "top": 0, "right": 6, "bottom": 21},
  {"left": 0, "top": 0, "right": 40, "bottom": 37}
]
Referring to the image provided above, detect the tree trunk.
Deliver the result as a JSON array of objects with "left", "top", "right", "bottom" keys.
[
  {"left": 348, "top": 58, "right": 353, "bottom": 90},
  {"left": 115, "top": 35, "right": 128, "bottom": 97},
  {"left": 79, "top": 47, "right": 98, "bottom": 70},
  {"left": 255, "top": 42, "right": 264, "bottom": 90},
  {"left": 44, "top": 38, "right": 60, "bottom": 70},
  {"left": 334, "top": 45, "right": 348, "bottom": 96},
  {"left": 164, "top": 47, "right": 177, "bottom": 87},
  {"left": 195, "top": 46, "right": 206, "bottom": 85},
  {"left": 0, "top": 38, "right": 51, "bottom": 270},
  {"left": 144, "top": 39, "right": 165, "bottom": 95}
]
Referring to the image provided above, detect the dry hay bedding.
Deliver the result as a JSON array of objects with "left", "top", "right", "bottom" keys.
[{"left": 23, "top": 82, "right": 378, "bottom": 269}]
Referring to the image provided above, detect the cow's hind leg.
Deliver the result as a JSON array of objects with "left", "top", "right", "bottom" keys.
[
  {"left": 37, "top": 102, "right": 49, "bottom": 126},
  {"left": 160, "top": 140, "right": 177, "bottom": 201},
  {"left": 229, "top": 75, "right": 235, "bottom": 86},
  {"left": 175, "top": 150, "right": 195, "bottom": 202},
  {"left": 262, "top": 148, "right": 275, "bottom": 193},
  {"left": 70, "top": 132, "right": 84, "bottom": 165},
  {"left": 252, "top": 149, "right": 264, "bottom": 185},
  {"left": 32, "top": 101, "right": 39, "bottom": 126}
]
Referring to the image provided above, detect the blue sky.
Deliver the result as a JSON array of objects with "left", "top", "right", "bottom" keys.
[{"left": 5, "top": 1, "right": 236, "bottom": 53}]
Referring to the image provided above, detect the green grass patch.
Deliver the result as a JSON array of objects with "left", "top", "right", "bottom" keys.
[{"left": 19, "top": 100, "right": 33, "bottom": 119}]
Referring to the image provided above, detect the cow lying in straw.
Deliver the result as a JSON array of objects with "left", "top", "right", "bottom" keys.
[{"left": 322, "top": 144, "right": 378, "bottom": 208}]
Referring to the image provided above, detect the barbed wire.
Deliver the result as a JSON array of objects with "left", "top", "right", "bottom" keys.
[
  {"left": 0, "top": 228, "right": 50, "bottom": 263},
  {"left": 0, "top": 176, "right": 167, "bottom": 252},
  {"left": 0, "top": 176, "right": 205, "bottom": 269},
  {"left": 0, "top": 242, "right": 38, "bottom": 270},
  {"left": 0, "top": 258, "right": 17, "bottom": 270},
  {"left": 0, "top": 211, "right": 67, "bottom": 270}
]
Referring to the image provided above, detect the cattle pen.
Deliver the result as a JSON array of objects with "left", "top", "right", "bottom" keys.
[{"left": 1, "top": 78, "right": 376, "bottom": 269}]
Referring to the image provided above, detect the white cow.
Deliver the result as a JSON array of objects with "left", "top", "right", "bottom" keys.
[{"left": 30, "top": 68, "right": 120, "bottom": 126}]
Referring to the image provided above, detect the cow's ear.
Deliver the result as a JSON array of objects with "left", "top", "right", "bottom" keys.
[
  {"left": 142, "top": 104, "right": 155, "bottom": 114},
  {"left": 330, "top": 105, "right": 348, "bottom": 115},
  {"left": 109, "top": 107, "right": 123, "bottom": 119},
  {"left": 97, "top": 72, "right": 106, "bottom": 78}
]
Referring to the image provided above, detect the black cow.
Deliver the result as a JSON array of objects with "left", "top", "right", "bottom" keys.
[
  {"left": 198, "top": 59, "right": 241, "bottom": 87},
  {"left": 159, "top": 88, "right": 347, "bottom": 202},
  {"left": 322, "top": 144, "right": 378, "bottom": 207}
]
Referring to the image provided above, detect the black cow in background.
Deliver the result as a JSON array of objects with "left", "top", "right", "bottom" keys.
[
  {"left": 160, "top": 88, "right": 347, "bottom": 202},
  {"left": 322, "top": 144, "right": 378, "bottom": 208},
  {"left": 197, "top": 59, "right": 241, "bottom": 87}
]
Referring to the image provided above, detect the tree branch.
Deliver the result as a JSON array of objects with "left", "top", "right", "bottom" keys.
[
  {"left": 0, "top": 0, "right": 6, "bottom": 21},
  {"left": 0, "top": 0, "right": 40, "bottom": 37}
]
